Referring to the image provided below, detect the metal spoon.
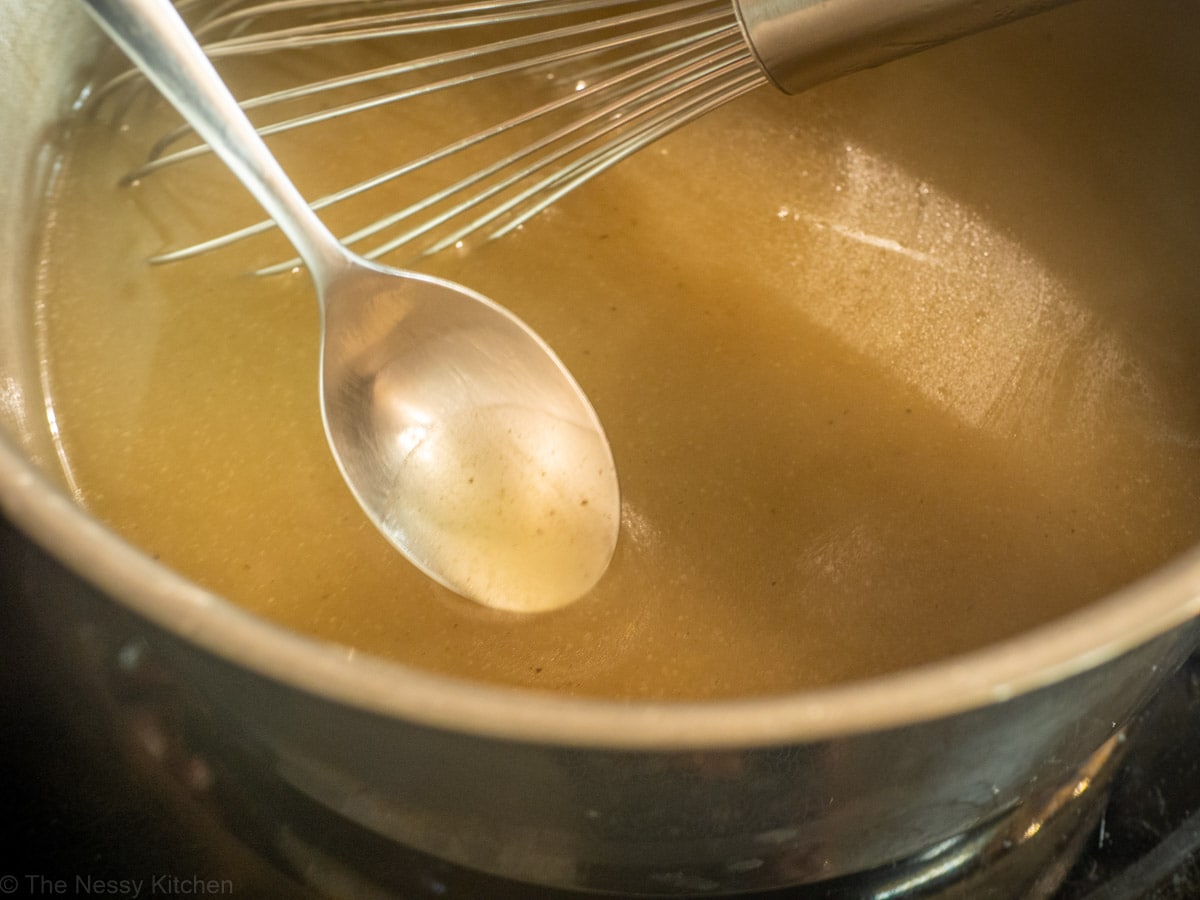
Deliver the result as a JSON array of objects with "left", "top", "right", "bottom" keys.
[{"left": 80, "top": 0, "right": 620, "bottom": 613}]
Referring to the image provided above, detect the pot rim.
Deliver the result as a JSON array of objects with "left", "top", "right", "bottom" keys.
[{"left": 4, "top": 431, "right": 1200, "bottom": 749}]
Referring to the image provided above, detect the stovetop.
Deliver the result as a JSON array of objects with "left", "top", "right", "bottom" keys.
[{"left": 3, "top": 526, "right": 1200, "bottom": 899}]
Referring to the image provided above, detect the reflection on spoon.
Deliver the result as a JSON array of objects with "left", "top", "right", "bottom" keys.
[{"left": 382, "top": 404, "right": 619, "bottom": 612}]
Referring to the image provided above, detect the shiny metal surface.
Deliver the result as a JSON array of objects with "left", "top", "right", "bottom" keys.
[
  {"left": 3, "top": 0, "right": 1200, "bottom": 895},
  {"left": 734, "top": 0, "right": 1076, "bottom": 92},
  {"left": 77, "top": 0, "right": 620, "bottom": 613}
]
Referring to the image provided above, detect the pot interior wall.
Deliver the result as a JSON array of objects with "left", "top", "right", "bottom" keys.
[{"left": 0, "top": 2, "right": 102, "bottom": 480}]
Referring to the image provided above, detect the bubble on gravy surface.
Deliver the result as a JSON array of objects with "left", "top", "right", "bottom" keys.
[{"left": 31, "top": 0, "right": 1200, "bottom": 698}]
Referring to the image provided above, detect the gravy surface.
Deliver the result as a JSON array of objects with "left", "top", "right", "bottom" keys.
[{"left": 33, "top": 0, "right": 1200, "bottom": 698}]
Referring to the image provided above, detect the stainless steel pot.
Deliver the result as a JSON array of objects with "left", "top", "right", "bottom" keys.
[{"left": 3, "top": 0, "right": 1200, "bottom": 895}]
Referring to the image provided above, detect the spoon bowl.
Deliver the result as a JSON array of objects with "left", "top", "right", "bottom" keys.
[
  {"left": 81, "top": 0, "right": 620, "bottom": 612},
  {"left": 321, "top": 261, "right": 620, "bottom": 611}
]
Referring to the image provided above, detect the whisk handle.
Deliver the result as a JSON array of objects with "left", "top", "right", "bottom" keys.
[
  {"left": 735, "top": 0, "right": 1078, "bottom": 93},
  {"left": 77, "top": 0, "right": 350, "bottom": 284}
]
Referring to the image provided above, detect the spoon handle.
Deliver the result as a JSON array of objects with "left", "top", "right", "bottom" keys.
[{"left": 78, "top": 0, "right": 350, "bottom": 284}]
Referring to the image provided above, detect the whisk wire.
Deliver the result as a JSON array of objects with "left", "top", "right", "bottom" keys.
[
  {"left": 153, "top": 24, "right": 755, "bottom": 266},
  {"left": 482, "top": 66, "right": 764, "bottom": 244},
  {"left": 356, "top": 41, "right": 763, "bottom": 256},
  {"left": 137, "top": 4, "right": 736, "bottom": 170},
  {"left": 199, "top": 0, "right": 698, "bottom": 52},
  {"left": 115, "top": 0, "right": 765, "bottom": 271},
  {"left": 412, "top": 64, "right": 765, "bottom": 262},
  {"left": 257, "top": 31, "right": 761, "bottom": 271},
  {"left": 92, "top": 0, "right": 721, "bottom": 105}
]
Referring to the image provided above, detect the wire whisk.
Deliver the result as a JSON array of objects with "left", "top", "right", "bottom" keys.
[{"left": 93, "top": 0, "right": 767, "bottom": 272}]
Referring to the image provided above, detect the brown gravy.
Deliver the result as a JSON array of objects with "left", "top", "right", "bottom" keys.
[{"left": 33, "top": 0, "right": 1200, "bottom": 698}]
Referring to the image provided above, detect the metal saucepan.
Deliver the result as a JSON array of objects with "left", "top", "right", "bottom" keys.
[{"left": 2, "top": 0, "right": 1199, "bottom": 894}]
